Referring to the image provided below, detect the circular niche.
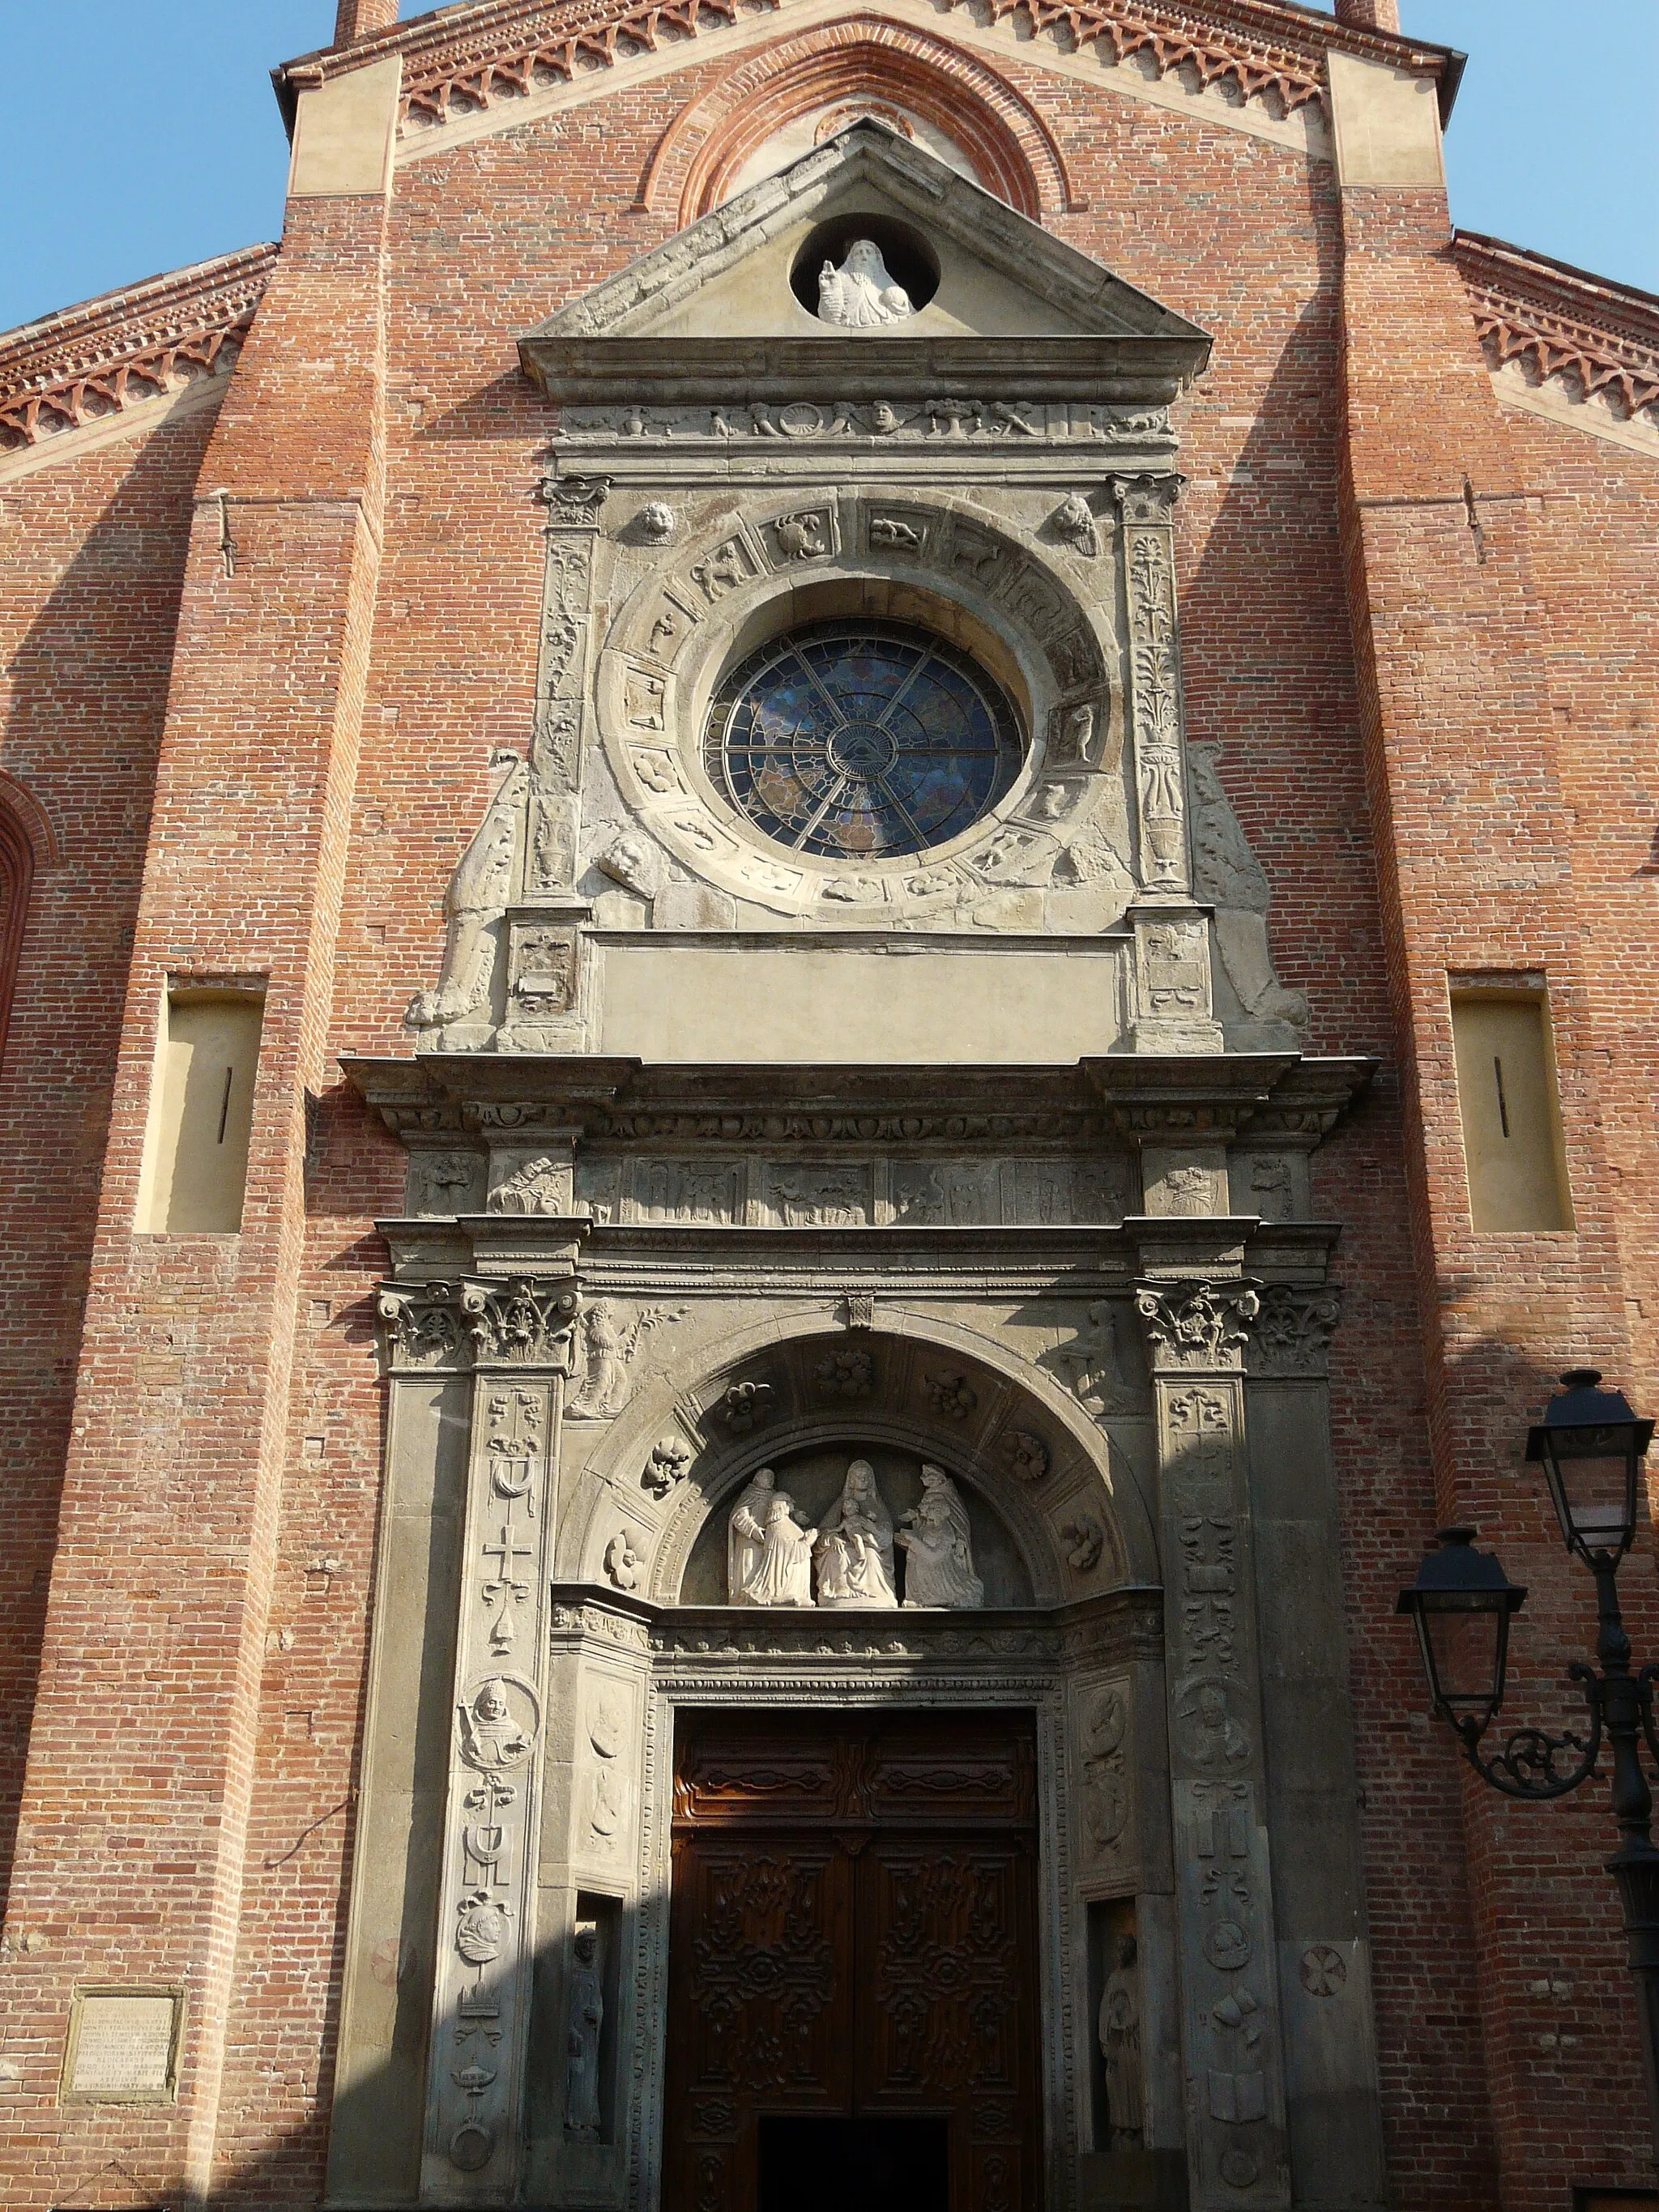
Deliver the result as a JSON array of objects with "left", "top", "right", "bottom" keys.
[
  {"left": 789, "top": 213, "right": 940, "bottom": 318},
  {"left": 678, "top": 1441, "right": 1034, "bottom": 1607},
  {"left": 702, "top": 616, "right": 1025, "bottom": 861}
]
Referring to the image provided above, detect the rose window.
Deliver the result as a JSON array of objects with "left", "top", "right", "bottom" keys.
[{"left": 704, "top": 620, "right": 1023, "bottom": 860}]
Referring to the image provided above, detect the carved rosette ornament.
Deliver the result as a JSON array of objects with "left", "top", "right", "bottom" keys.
[
  {"left": 419, "top": 1267, "right": 580, "bottom": 2200},
  {"left": 1134, "top": 1266, "right": 1290, "bottom": 2206}
]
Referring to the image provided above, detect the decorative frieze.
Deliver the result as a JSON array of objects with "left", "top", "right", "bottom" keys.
[
  {"left": 1457, "top": 231, "right": 1659, "bottom": 442},
  {"left": 551, "top": 398, "right": 1172, "bottom": 447},
  {"left": 358, "top": 0, "right": 1379, "bottom": 144}
]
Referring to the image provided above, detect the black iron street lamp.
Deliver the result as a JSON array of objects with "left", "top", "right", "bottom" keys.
[{"left": 1398, "top": 1370, "right": 1659, "bottom": 2159}]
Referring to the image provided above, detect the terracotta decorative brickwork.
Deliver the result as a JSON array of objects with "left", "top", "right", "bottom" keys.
[
  {"left": 0, "top": 245, "right": 276, "bottom": 454},
  {"left": 1456, "top": 228, "right": 1659, "bottom": 433},
  {"left": 279, "top": 0, "right": 1456, "bottom": 139},
  {"left": 642, "top": 18, "right": 1077, "bottom": 218}
]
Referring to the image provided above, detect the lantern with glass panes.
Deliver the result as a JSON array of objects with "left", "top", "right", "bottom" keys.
[{"left": 1397, "top": 1371, "right": 1659, "bottom": 2161}]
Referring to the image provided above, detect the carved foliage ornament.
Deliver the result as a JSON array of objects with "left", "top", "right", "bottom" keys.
[
  {"left": 1248, "top": 1284, "right": 1342, "bottom": 1376},
  {"left": 537, "top": 472, "right": 612, "bottom": 522},
  {"left": 376, "top": 1278, "right": 582, "bottom": 1370},
  {"left": 1134, "top": 1281, "right": 1260, "bottom": 1371}
]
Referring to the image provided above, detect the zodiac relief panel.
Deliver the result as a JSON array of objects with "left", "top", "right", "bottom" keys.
[{"left": 591, "top": 492, "right": 1133, "bottom": 929}]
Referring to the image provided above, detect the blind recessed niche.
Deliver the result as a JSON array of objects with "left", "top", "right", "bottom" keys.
[
  {"left": 136, "top": 986, "right": 266, "bottom": 1234},
  {"left": 1450, "top": 985, "right": 1573, "bottom": 1233}
]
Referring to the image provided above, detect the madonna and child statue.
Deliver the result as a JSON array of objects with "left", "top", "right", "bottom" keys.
[{"left": 727, "top": 1460, "right": 983, "bottom": 1609}]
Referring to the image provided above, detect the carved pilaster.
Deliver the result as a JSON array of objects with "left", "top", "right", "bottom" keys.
[
  {"left": 1112, "top": 472, "right": 1222, "bottom": 1052},
  {"left": 420, "top": 1268, "right": 582, "bottom": 2203},
  {"left": 529, "top": 473, "right": 608, "bottom": 909},
  {"left": 1114, "top": 473, "right": 1190, "bottom": 897},
  {"left": 1135, "top": 1271, "right": 1290, "bottom": 2209}
]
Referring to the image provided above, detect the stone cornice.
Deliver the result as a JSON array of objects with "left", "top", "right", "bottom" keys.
[
  {"left": 341, "top": 1048, "right": 1375, "bottom": 1149},
  {"left": 1456, "top": 230, "right": 1659, "bottom": 442},
  {"left": 374, "top": 1216, "right": 1343, "bottom": 1302},
  {"left": 275, "top": 0, "right": 1460, "bottom": 144},
  {"left": 0, "top": 245, "right": 276, "bottom": 458}
]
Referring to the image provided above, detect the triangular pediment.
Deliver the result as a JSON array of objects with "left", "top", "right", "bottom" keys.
[{"left": 519, "top": 120, "right": 1209, "bottom": 404}]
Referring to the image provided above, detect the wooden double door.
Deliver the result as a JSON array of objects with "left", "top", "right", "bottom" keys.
[{"left": 663, "top": 1709, "right": 1042, "bottom": 2212}]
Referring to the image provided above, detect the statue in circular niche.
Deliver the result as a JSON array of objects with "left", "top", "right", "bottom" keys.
[{"left": 817, "top": 238, "right": 915, "bottom": 327}]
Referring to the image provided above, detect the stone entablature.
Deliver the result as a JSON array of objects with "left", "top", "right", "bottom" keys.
[{"left": 346, "top": 1050, "right": 1372, "bottom": 1225}]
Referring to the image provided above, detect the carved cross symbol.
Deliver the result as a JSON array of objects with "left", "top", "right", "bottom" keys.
[
  {"left": 480, "top": 1522, "right": 534, "bottom": 1652},
  {"left": 482, "top": 1523, "right": 533, "bottom": 1583}
]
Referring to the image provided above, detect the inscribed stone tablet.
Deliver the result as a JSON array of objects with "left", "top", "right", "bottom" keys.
[{"left": 67, "top": 1993, "right": 177, "bottom": 2099}]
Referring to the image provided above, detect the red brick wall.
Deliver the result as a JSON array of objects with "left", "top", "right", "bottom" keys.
[
  {"left": 0, "top": 401, "right": 220, "bottom": 1907},
  {"left": 0, "top": 175, "right": 392, "bottom": 2201},
  {"left": 1339, "top": 185, "right": 1659, "bottom": 2207}
]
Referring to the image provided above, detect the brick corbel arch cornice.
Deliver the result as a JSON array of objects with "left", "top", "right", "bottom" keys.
[{"left": 638, "top": 17, "right": 1078, "bottom": 223}]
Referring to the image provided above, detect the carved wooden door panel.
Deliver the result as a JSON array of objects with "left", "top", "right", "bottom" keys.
[
  {"left": 664, "top": 1834, "right": 854, "bottom": 2212},
  {"left": 663, "top": 1711, "right": 1039, "bottom": 2212},
  {"left": 859, "top": 1841, "right": 1037, "bottom": 2212}
]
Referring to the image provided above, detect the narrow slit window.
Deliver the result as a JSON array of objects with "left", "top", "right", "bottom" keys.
[
  {"left": 1450, "top": 987, "right": 1573, "bottom": 1232},
  {"left": 137, "top": 987, "right": 266, "bottom": 1233}
]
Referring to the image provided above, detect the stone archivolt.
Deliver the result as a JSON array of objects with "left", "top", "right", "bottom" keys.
[
  {"left": 1456, "top": 229, "right": 1659, "bottom": 441},
  {"left": 0, "top": 243, "right": 275, "bottom": 454}
]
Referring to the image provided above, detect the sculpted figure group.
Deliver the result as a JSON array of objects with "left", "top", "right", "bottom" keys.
[{"left": 727, "top": 1459, "right": 983, "bottom": 1609}]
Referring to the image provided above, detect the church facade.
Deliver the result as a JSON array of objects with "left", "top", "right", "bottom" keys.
[{"left": 2, "top": 1, "right": 1657, "bottom": 2208}]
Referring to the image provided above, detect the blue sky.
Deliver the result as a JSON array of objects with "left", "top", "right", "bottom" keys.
[{"left": 0, "top": 0, "right": 1653, "bottom": 335}]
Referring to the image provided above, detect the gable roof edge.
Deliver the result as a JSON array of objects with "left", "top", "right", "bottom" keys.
[{"left": 272, "top": 0, "right": 1464, "bottom": 140}]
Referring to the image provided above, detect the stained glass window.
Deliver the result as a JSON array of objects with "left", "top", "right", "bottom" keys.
[{"left": 704, "top": 620, "right": 1023, "bottom": 861}]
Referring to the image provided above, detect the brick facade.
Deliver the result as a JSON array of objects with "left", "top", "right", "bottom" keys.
[{"left": 1, "top": 1, "right": 1656, "bottom": 2206}]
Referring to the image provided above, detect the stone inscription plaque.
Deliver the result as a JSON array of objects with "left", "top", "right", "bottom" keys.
[{"left": 66, "top": 1991, "right": 178, "bottom": 2099}]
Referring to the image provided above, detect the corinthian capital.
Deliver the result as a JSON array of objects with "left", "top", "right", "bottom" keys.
[{"left": 1133, "top": 1279, "right": 1260, "bottom": 1373}]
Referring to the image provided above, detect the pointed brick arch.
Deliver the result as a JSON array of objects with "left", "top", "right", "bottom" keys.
[
  {"left": 0, "top": 794, "right": 40, "bottom": 1075},
  {"left": 638, "top": 17, "right": 1079, "bottom": 224}
]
